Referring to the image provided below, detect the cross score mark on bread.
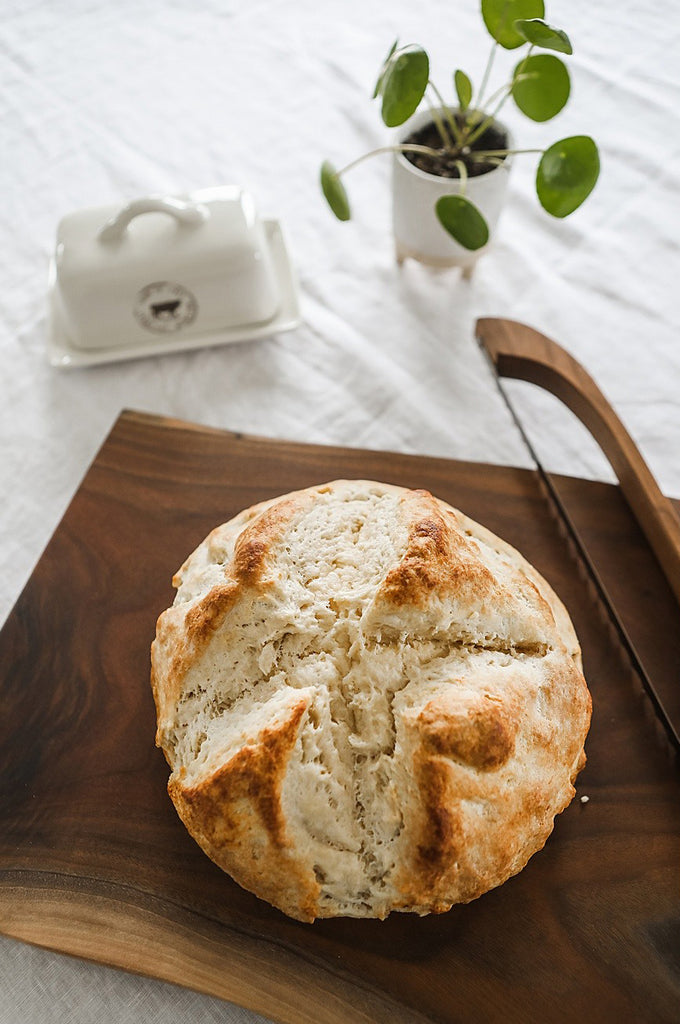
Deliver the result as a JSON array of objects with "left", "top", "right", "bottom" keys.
[{"left": 151, "top": 481, "right": 591, "bottom": 922}]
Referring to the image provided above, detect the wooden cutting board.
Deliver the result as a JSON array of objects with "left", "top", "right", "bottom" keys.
[{"left": 1, "top": 410, "right": 679, "bottom": 1024}]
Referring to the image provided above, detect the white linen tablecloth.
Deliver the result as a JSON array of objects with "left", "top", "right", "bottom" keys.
[{"left": 1, "top": 1, "right": 678, "bottom": 1021}]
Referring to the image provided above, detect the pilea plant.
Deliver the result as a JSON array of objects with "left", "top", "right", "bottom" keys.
[{"left": 321, "top": 0, "right": 600, "bottom": 251}]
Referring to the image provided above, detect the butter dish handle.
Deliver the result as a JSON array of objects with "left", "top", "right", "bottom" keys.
[{"left": 98, "top": 196, "right": 209, "bottom": 243}]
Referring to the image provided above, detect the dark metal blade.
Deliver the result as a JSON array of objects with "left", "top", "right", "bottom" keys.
[{"left": 476, "top": 318, "right": 680, "bottom": 759}]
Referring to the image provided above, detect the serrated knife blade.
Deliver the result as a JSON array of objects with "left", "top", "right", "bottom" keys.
[{"left": 476, "top": 317, "right": 680, "bottom": 757}]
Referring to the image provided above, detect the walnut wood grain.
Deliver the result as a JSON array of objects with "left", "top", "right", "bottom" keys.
[
  {"left": 476, "top": 316, "right": 680, "bottom": 606},
  {"left": 1, "top": 410, "right": 679, "bottom": 1023}
]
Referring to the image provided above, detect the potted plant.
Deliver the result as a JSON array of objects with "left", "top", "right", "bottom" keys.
[{"left": 321, "top": 0, "right": 600, "bottom": 269}]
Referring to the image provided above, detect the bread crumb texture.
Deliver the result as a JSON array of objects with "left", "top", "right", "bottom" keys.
[{"left": 151, "top": 481, "right": 591, "bottom": 922}]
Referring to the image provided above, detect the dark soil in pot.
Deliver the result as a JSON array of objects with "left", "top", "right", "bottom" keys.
[{"left": 403, "top": 117, "right": 508, "bottom": 178}]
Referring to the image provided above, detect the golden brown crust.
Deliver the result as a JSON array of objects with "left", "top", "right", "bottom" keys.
[
  {"left": 380, "top": 489, "right": 495, "bottom": 608},
  {"left": 151, "top": 491, "right": 313, "bottom": 740},
  {"left": 151, "top": 479, "right": 592, "bottom": 922},
  {"left": 151, "top": 581, "right": 239, "bottom": 738},
  {"left": 414, "top": 755, "right": 461, "bottom": 882},
  {"left": 170, "top": 694, "right": 320, "bottom": 923},
  {"left": 418, "top": 693, "right": 517, "bottom": 771},
  {"left": 396, "top": 656, "right": 590, "bottom": 913},
  {"left": 232, "top": 495, "right": 303, "bottom": 585},
  {"left": 184, "top": 583, "right": 239, "bottom": 650}
]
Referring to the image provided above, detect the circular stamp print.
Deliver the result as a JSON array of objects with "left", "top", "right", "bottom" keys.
[{"left": 134, "top": 282, "right": 198, "bottom": 333}]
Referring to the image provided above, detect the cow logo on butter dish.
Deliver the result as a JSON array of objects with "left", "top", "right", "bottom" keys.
[{"left": 134, "top": 282, "right": 198, "bottom": 333}]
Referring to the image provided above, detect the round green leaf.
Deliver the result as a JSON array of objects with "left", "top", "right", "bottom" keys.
[
  {"left": 536, "top": 136, "right": 600, "bottom": 217},
  {"left": 435, "top": 195, "right": 489, "bottom": 250},
  {"left": 380, "top": 46, "right": 429, "bottom": 127},
  {"left": 320, "top": 161, "right": 351, "bottom": 221},
  {"left": 454, "top": 69, "right": 473, "bottom": 111},
  {"left": 514, "top": 18, "right": 572, "bottom": 54},
  {"left": 482, "top": 0, "right": 544, "bottom": 49},
  {"left": 512, "top": 53, "right": 570, "bottom": 121},
  {"left": 373, "top": 38, "right": 399, "bottom": 99}
]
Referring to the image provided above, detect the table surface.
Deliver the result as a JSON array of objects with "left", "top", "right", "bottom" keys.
[{"left": 1, "top": 1, "right": 678, "bottom": 1022}]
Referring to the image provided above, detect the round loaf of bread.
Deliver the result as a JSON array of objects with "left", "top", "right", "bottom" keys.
[{"left": 151, "top": 480, "right": 591, "bottom": 922}]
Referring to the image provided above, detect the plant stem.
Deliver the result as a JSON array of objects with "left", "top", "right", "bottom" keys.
[
  {"left": 475, "top": 157, "right": 505, "bottom": 167},
  {"left": 426, "top": 97, "right": 453, "bottom": 149},
  {"left": 453, "top": 159, "right": 468, "bottom": 193},
  {"left": 335, "top": 141, "right": 544, "bottom": 180},
  {"left": 466, "top": 45, "right": 534, "bottom": 149},
  {"left": 336, "top": 144, "right": 446, "bottom": 177},
  {"left": 463, "top": 95, "right": 508, "bottom": 148},
  {"left": 476, "top": 42, "right": 497, "bottom": 108},
  {"left": 513, "top": 43, "right": 535, "bottom": 96},
  {"left": 470, "top": 147, "right": 543, "bottom": 157},
  {"left": 427, "top": 81, "right": 463, "bottom": 145},
  {"left": 480, "top": 79, "right": 515, "bottom": 111}
]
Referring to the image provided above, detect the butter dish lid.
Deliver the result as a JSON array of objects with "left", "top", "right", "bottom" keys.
[{"left": 57, "top": 187, "right": 263, "bottom": 273}]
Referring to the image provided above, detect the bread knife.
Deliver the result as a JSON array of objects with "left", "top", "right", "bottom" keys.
[{"left": 476, "top": 317, "right": 680, "bottom": 757}]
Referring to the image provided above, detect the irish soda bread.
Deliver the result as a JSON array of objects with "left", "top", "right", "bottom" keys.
[{"left": 151, "top": 480, "right": 591, "bottom": 922}]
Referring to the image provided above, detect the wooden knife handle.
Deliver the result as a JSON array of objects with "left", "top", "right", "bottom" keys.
[{"left": 476, "top": 316, "right": 680, "bottom": 607}]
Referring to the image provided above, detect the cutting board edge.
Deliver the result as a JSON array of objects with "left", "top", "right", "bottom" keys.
[
  {"left": 0, "top": 871, "right": 433, "bottom": 1024},
  {"left": 116, "top": 408, "right": 680, "bottom": 504}
]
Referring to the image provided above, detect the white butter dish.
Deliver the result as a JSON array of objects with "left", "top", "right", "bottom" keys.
[{"left": 48, "top": 186, "right": 300, "bottom": 368}]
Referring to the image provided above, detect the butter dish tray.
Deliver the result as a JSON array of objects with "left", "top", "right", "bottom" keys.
[{"left": 47, "top": 187, "right": 301, "bottom": 369}]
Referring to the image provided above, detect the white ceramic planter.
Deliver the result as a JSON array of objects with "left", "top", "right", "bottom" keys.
[{"left": 392, "top": 108, "right": 513, "bottom": 270}]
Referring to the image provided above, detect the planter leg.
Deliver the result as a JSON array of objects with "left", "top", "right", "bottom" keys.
[{"left": 462, "top": 264, "right": 475, "bottom": 280}]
